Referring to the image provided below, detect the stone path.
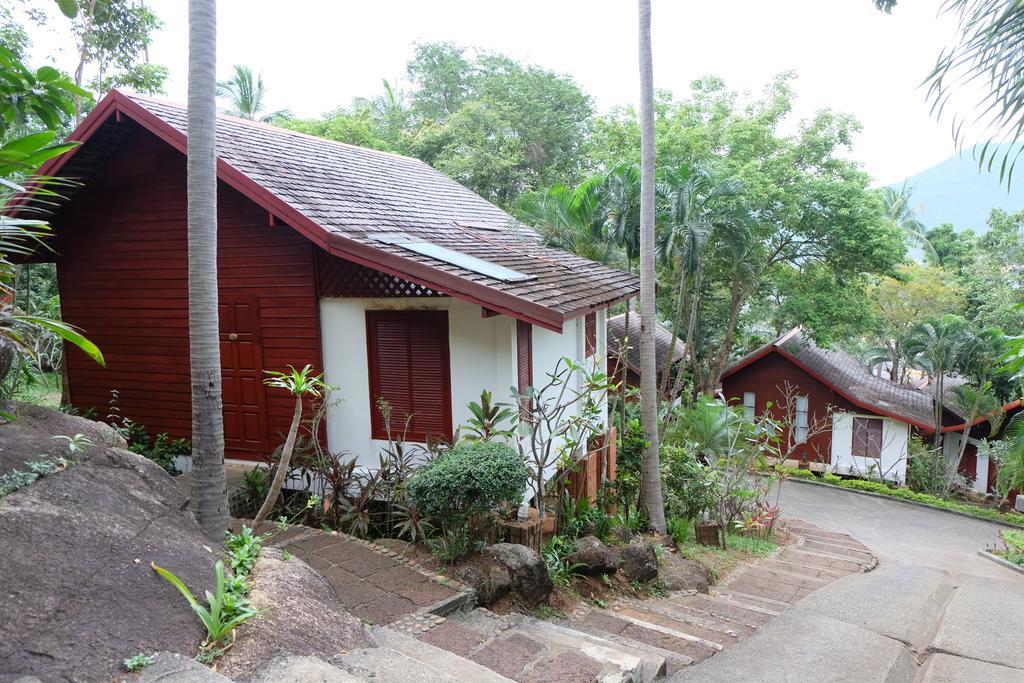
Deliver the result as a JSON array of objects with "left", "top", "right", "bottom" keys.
[
  {"left": 269, "top": 527, "right": 471, "bottom": 625},
  {"left": 398, "top": 519, "right": 876, "bottom": 681}
]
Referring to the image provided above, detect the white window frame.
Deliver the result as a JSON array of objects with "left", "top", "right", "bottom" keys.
[
  {"left": 794, "top": 395, "right": 809, "bottom": 444},
  {"left": 743, "top": 392, "right": 756, "bottom": 421}
]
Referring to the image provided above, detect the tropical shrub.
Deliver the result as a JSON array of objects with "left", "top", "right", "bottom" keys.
[
  {"left": 407, "top": 441, "right": 527, "bottom": 558},
  {"left": 660, "top": 444, "right": 718, "bottom": 521},
  {"left": 558, "top": 490, "right": 612, "bottom": 541}
]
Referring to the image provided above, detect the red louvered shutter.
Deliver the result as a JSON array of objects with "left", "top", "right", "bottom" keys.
[
  {"left": 367, "top": 310, "right": 451, "bottom": 442},
  {"left": 517, "top": 319, "right": 532, "bottom": 394},
  {"left": 585, "top": 312, "right": 597, "bottom": 357},
  {"left": 852, "top": 417, "right": 882, "bottom": 459}
]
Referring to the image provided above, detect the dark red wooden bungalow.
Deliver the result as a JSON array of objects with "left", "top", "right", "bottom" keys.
[{"left": 29, "top": 90, "right": 638, "bottom": 465}]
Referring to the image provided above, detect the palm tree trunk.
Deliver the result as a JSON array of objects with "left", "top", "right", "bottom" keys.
[
  {"left": 659, "top": 268, "right": 687, "bottom": 400},
  {"left": 187, "top": 0, "right": 228, "bottom": 540},
  {"left": 636, "top": 0, "right": 665, "bottom": 533}
]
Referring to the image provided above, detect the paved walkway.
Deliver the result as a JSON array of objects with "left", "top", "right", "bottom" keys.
[
  {"left": 675, "top": 481, "right": 1024, "bottom": 681},
  {"left": 267, "top": 526, "right": 469, "bottom": 625},
  {"left": 409, "top": 520, "right": 876, "bottom": 680}
]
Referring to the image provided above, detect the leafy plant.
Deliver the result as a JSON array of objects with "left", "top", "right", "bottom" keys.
[
  {"left": 224, "top": 525, "right": 265, "bottom": 576},
  {"left": 660, "top": 444, "right": 718, "bottom": 521},
  {"left": 0, "top": 456, "right": 70, "bottom": 496},
  {"left": 666, "top": 516, "right": 693, "bottom": 547},
  {"left": 150, "top": 560, "right": 262, "bottom": 648},
  {"left": 122, "top": 653, "right": 155, "bottom": 672},
  {"left": 462, "top": 390, "right": 515, "bottom": 442},
  {"left": 52, "top": 433, "right": 94, "bottom": 456},
  {"left": 407, "top": 441, "right": 527, "bottom": 560},
  {"left": 558, "top": 490, "right": 611, "bottom": 541},
  {"left": 542, "top": 535, "right": 585, "bottom": 588}
]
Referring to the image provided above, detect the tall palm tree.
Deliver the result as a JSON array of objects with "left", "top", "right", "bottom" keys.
[
  {"left": 188, "top": 0, "right": 227, "bottom": 540},
  {"left": 880, "top": 183, "right": 937, "bottom": 262},
  {"left": 519, "top": 176, "right": 612, "bottom": 264},
  {"left": 216, "top": 64, "right": 291, "bottom": 122},
  {"left": 636, "top": 0, "right": 665, "bottom": 533},
  {"left": 656, "top": 164, "right": 744, "bottom": 397},
  {"left": 905, "top": 314, "right": 971, "bottom": 446}
]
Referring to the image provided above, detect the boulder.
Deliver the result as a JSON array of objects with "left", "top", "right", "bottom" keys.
[
  {"left": 453, "top": 557, "right": 512, "bottom": 606},
  {"left": 567, "top": 535, "right": 618, "bottom": 575},
  {"left": 132, "top": 652, "right": 232, "bottom": 682},
  {"left": 485, "top": 543, "right": 553, "bottom": 604},
  {"left": 618, "top": 542, "right": 658, "bottom": 583},
  {"left": 217, "top": 548, "right": 374, "bottom": 679},
  {"left": 0, "top": 402, "right": 215, "bottom": 682},
  {"left": 660, "top": 553, "right": 710, "bottom": 593},
  {"left": 610, "top": 524, "right": 636, "bottom": 544}
]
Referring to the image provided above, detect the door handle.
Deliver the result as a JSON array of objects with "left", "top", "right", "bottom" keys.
[{"left": 229, "top": 333, "right": 238, "bottom": 341}]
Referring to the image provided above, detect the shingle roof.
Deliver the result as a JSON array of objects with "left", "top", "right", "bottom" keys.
[
  {"left": 723, "top": 327, "right": 949, "bottom": 430},
  {"left": 74, "top": 92, "right": 639, "bottom": 330},
  {"left": 607, "top": 313, "right": 685, "bottom": 375}
]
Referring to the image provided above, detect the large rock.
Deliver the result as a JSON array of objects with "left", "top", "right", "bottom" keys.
[
  {"left": 618, "top": 542, "right": 658, "bottom": 582},
  {"left": 660, "top": 553, "right": 710, "bottom": 593},
  {"left": 485, "top": 543, "right": 553, "bottom": 604},
  {"left": 0, "top": 402, "right": 215, "bottom": 682},
  {"left": 453, "top": 556, "right": 512, "bottom": 606},
  {"left": 217, "top": 548, "right": 374, "bottom": 679},
  {"left": 567, "top": 535, "right": 618, "bottom": 575}
]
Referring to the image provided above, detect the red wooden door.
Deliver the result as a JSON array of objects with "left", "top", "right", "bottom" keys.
[{"left": 220, "top": 295, "right": 269, "bottom": 453}]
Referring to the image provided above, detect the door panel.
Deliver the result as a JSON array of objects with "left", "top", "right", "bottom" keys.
[{"left": 220, "top": 295, "right": 268, "bottom": 453}]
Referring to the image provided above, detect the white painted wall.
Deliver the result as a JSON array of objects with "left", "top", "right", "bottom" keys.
[
  {"left": 830, "top": 412, "right": 909, "bottom": 483},
  {"left": 319, "top": 297, "right": 607, "bottom": 473},
  {"left": 320, "top": 297, "right": 515, "bottom": 467}
]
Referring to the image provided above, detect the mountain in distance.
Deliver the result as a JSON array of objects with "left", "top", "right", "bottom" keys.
[{"left": 892, "top": 144, "right": 1024, "bottom": 232}]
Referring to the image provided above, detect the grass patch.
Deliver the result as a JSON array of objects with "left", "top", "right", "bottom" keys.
[
  {"left": 11, "top": 370, "right": 62, "bottom": 409},
  {"left": 676, "top": 532, "right": 777, "bottom": 584},
  {"left": 785, "top": 469, "right": 1024, "bottom": 528}
]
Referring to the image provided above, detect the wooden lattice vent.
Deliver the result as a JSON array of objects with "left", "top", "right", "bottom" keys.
[{"left": 317, "top": 250, "right": 446, "bottom": 298}]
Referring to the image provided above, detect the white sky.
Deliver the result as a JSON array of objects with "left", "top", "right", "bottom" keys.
[{"left": 28, "top": 0, "right": 984, "bottom": 186}]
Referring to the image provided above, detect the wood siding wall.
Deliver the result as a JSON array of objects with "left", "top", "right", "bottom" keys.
[
  {"left": 721, "top": 352, "right": 885, "bottom": 465},
  {"left": 54, "top": 127, "right": 322, "bottom": 460}
]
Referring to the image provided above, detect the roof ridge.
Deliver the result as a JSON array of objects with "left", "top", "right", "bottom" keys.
[{"left": 122, "top": 90, "right": 432, "bottom": 165}]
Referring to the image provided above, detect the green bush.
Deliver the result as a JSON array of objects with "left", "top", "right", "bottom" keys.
[
  {"left": 406, "top": 441, "right": 527, "bottom": 558},
  {"left": 661, "top": 445, "right": 718, "bottom": 520}
]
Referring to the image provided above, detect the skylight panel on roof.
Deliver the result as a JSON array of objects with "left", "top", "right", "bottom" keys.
[{"left": 374, "top": 233, "right": 536, "bottom": 283}]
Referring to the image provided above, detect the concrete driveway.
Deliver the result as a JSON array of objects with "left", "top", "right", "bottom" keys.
[
  {"left": 674, "top": 480, "right": 1024, "bottom": 681},
  {"left": 778, "top": 479, "right": 1017, "bottom": 580}
]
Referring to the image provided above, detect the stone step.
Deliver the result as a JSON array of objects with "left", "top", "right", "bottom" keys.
[
  {"left": 557, "top": 614, "right": 696, "bottom": 678},
  {"left": 713, "top": 587, "right": 791, "bottom": 613},
  {"left": 573, "top": 607, "right": 722, "bottom": 665},
  {"left": 335, "top": 628, "right": 515, "bottom": 682},
  {"left": 413, "top": 608, "right": 662, "bottom": 682},
  {"left": 251, "top": 655, "right": 362, "bottom": 682},
  {"left": 611, "top": 603, "right": 746, "bottom": 648},
  {"left": 634, "top": 598, "right": 760, "bottom": 639},
  {"left": 776, "top": 547, "right": 867, "bottom": 574},
  {"left": 663, "top": 593, "right": 775, "bottom": 628},
  {"left": 515, "top": 616, "right": 666, "bottom": 682},
  {"left": 737, "top": 563, "right": 833, "bottom": 591},
  {"left": 800, "top": 538, "right": 875, "bottom": 563}
]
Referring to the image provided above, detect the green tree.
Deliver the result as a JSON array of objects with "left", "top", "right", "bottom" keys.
[
  {"left": 216, "top": 65, "right": 290, "bottom": 122},
  {"left": 926, "top": 223, "right": 976, "bottom": 271},
  {"left": 70, "top": 0, "right": 168, "bottom": 121},
  {"left": 905, "top": 315, "right": 972, "bottom": 446},
  {"left": 879, "top": 183, "right": 937, "bottom": 261},
  {"left": 636, "top": 0, "right": 665, "bottom": 533},
  {"left": 656, "top": 163, "right": 745, "bottom": 397},
  {"left": 186, "top": 0, "right": 227, "bottom": 540}
]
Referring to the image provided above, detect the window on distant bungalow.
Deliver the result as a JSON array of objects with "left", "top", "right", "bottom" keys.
[
  {"left": 795, "top": 396, "right": 809, "bottom": 443},
  {"left": 851, "top": 417, "right": 883, "bottom": 459},
  {"left": 743, "top": 392, "right": 756, "bottom": 420},
  {"left": 585, "top": 312, "right": 597, "bottom": 358},
  {"left": 366, "top": 310, "right": 452, "bottom": 442}
]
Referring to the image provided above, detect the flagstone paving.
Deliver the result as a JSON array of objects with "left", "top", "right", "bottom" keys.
[{"left": 266, "top": 526, "right": 470, "bottom": 625}]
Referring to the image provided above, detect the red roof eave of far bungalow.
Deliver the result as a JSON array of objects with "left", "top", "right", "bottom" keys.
[
  {"left": 940, "top": 399, "right": 1023, "bottom": 434},
  {"left": 25, "top": 90, "right": 639, "bottom": 333}
]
